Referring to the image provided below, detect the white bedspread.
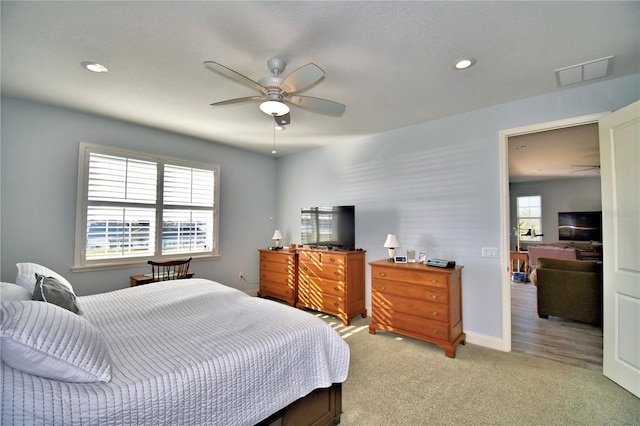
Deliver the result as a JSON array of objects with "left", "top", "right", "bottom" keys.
[{"left": 2, "top": 279, "right": 350, "bottom": 425}]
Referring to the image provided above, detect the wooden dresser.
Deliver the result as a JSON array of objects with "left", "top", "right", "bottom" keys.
[
  {"left": 297, "top": 249, "right": 367, "bottom": 326},
  {"left": 258, "top": 249, "right": 298, "bottom": 306},
  {"left": 369, "top": 259, "right": 465, "bottom": 358}
]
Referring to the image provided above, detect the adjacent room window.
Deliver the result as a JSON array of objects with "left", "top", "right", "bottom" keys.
[
  {"left": 516, "top": 195, "right": 543, "bottom": 244},
  {"left": 75, "top": 143, "right": 219, "bottom": 269}
]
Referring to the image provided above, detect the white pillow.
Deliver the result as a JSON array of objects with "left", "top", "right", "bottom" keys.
[
  {"left": 1, "top": 300, "right": 111, "bottom": 383},
  {"left": 15, "top": 262, "right": 75, "bottom": 296},
  {"left": 1, "top": 282, "right": 32, "bottom": 301}
]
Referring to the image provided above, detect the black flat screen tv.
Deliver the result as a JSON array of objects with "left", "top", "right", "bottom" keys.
[
  {"left": 301, "top": 206, "right": 355, "bottom": 250},
  {"left": 558, "top": 211, "right": 602, "bottom": 242}
]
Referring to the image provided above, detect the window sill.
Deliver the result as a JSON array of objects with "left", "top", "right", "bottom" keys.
[{"left": 71, "top": 254, "right": 220, "bottom": 273}]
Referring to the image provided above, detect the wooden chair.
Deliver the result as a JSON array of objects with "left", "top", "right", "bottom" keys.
[{"left": 147, "top": 257, "right": 192, "bottom": 282}]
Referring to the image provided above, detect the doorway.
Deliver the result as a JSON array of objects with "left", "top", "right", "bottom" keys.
[{"left": 498, "top": 112, "right": 608, "bottom": 355}]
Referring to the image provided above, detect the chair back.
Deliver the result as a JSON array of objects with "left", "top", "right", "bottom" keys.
[{"left": 147, "top": 257, "right": 192, "bottom": 282}]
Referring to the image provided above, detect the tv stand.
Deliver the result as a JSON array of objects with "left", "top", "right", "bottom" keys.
[{"left": 297, "top": 248, "right": 366, "bottom": 325}]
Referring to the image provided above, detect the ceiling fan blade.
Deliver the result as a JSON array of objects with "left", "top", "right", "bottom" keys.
[
  {"left": 280, "top": 63, "right": 325, "bottom": 94},
  {"left": 210, "top": 96, "right": 263, "bottom": 107},
  {"left": 204, "top": 61, "right": 264, "bottom": 93},
  {"left": 289, "top": 95, "right": 346, "bottom": 117},
  {"left": 569, "top": 164, "right": 600, "bottom": 173}
]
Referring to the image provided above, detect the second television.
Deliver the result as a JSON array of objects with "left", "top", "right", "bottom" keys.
[{"left": 301, "top": 206, "right": 355, "bottom": 250}]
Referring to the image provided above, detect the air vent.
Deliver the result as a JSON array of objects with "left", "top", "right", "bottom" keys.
[{"left": 554, "top": 56, "right": 613, "bottom": 87}]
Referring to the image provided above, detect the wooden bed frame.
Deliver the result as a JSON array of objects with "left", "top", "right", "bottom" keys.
[{"left": 256, "top": 383, "right": 342, "bottom": 426}]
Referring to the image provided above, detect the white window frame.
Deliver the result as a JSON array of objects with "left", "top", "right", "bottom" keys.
[
  {"left": 73, "top": 143, "right": 220, "bottom": 271},
  {"left": 516, "top": 195, "right": 543, "bottom": 247}
]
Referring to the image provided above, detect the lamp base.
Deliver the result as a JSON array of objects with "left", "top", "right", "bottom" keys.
[{"left": 387, "top": 248, "right": 396, "bottom": 261}]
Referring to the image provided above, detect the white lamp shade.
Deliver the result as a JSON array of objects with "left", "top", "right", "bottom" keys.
[
  {"left": 260, "top": 101, "right": 290, "bottom": 116},
  {"left": 383, "top": 233, "right": 400, "bottom": 248},
  {"left": 272, "top": 229, "right": 284, "bottom": 240}
]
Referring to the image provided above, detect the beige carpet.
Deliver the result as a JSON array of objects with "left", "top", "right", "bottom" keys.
[{"left": 316, "top": 314, "right": 639, "bottom": 425}]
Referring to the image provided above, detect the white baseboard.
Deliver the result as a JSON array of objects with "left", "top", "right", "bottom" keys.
[
  {"left": 464, "top": 330, "right": 507, "bottom": 352},
  {"left": 244, "top": 289, "right": 259, "bottom": 297}
]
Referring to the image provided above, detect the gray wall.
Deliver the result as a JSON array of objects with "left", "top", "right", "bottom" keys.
[
  {"left": 510, "top": 177, "right": 602, "bottom": 250},
  {"left": 2, "top": 74, "right": 638, "bottom": 345},
  {"left": 276, "top": 74, "right": 639, "bottom": 342},
  {"left": 1, "top": 97, "right": 278, "bottom": 295}
]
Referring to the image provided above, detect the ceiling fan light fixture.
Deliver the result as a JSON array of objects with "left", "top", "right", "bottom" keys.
[{"left": 260, "top": 100, "right": 289, "bottom": 116}]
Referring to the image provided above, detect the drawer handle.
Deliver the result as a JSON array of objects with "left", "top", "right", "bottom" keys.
[
  {"left": 334, "top": 271, "right": 341, "bottom": 277},
  {"left": 329, "top": 257, "right": 336, "bottom": 263},
  {"left": 333, "top": 302, "right": 340, "bottom": 307},
  {"left": 379, "top": 271, "right": 387, "bottom": 277},
  {"left": 334, "top": 286, "right": 341, "bottom": 292},
  {"left": 380, "top": 299, "right": 387, "bottom": 305},
  {"left": 379, "top": 284, "right": 387, "bottom": 291},
  {"left": 430, "top": 279, "right": 439, "bottom": 284},
  {"left": 430, "top": 293, "right": 438, "bottom": 300},
  {"left": 430, "top": 310, "right": 439, "bottom": 316},
  {"left": 380, "top": 315, "right": 387, "bottom": 321},
  {"left": 302, "top": 266, "right": 308, "bottom": 271},
  {"left": 430, "top": 327, "right": 439, "bottom": 334}
]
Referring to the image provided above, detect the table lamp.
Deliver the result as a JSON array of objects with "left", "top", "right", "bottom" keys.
[
  {"left": 272, "top": 229, "right": 283, "bottom": 248},
  {"left": 383, "top": 233, "right": 400, "bottom": 262}
]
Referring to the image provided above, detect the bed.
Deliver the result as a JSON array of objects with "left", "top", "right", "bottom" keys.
[{"left": 1, "top": 265, "right": 349, "bottom": 426}]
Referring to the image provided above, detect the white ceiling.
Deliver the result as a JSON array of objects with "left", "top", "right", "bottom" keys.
[{"left": 2, "top": 1, "right": 639, "bottom": 177}]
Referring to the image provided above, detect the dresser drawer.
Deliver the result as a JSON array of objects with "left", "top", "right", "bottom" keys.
[
  {"left": 298, "top": 291, "right": 344, "bottom": 316},
  {"left": 372, "top": 308, "right": 449, "bottom": 341},
  {"left": 260, "top": 280, "right": 295, "bottom": 300},
  {"left": 299, "top": 260, "right": 344, "bottom": 281},
  {"left": 259, "top": 251, "right": 295, "bottom": 264},
  {"left": 371, "top": 266, "right": 448, "bottom": 288},
  {"left": 261, "top": 260, "right": 296, "bottom": 275},
  {"left": 371, "top": 278, "right": 449, "bottom": 304},
  {"left": 260, "top": 270, "right": 295, "bottom": 286},
  {"left": 298, "top": 275, "right": 345, "bottom": 297},
  {"left": 299, "top": 250, "right": 346, "bottom": 266},
  {"left": 372, "top": 291, "right": 448, "bottom": 323}
]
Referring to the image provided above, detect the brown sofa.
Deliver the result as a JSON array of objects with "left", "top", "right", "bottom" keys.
[{"left": 529, "top": 257, "right": 602, "bottom": 325}]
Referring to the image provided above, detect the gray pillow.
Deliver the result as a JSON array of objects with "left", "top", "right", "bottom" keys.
[{"left": 32, "top": 274, "right": 79, "bottom": 314}]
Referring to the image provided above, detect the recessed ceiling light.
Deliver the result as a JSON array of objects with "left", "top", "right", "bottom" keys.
[
  {"left": 454, "top": 57, "right": 476, "bottom": 70},
  {"left": 81, "top": 61, "right": 108, "bottom": 73},
  {"left": 514, "top": 145, "right": 528, "bottom": 150}
]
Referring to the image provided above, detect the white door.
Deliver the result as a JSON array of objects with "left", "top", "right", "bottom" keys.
[{"left": 599, "top": 101, "right": 640, "bottom": 398}]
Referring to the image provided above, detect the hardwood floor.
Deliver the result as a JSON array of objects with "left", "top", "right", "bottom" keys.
[{"left": 510, "top": 281, "right": 603, "bottom": 372}]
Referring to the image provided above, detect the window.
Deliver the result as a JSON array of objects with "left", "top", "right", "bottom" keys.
[
  {"left": 75, "top": 143, "right": 219, "bottom": 269},
  {"left": 516, "top": 195, "right": 542, "bottom": 244}
]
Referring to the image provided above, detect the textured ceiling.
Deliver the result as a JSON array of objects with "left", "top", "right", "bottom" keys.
[{"left": 2, "top": 1, "right": 639, "bottom": 169}]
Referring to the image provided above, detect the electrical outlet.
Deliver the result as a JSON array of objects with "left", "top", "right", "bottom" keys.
[
  {"left": 482, "top": 247, "right": 498, "bottom": 258},
  {"left": 238, "top": 272, "right": 244, "bottom": 279}
]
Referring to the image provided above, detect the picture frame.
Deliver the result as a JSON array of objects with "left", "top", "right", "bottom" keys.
[
  {"left": 407, "top": 250, "right": 416, "bottom": 263},
  {"left": 418, "top": 250, "right": 427, "bottom": 264}
]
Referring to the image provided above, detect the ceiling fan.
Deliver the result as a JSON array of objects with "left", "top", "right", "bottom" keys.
[
  {"left": 570, "top": 164, "right": 601, "bottom": 173},
  {"left": 204, "top": 58, "right": 346, "bottom": 123}
]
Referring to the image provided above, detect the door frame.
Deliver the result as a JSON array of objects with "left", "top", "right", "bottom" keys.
[{"left": 498, "top": 112, "right": 608, "bottom": 352}]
